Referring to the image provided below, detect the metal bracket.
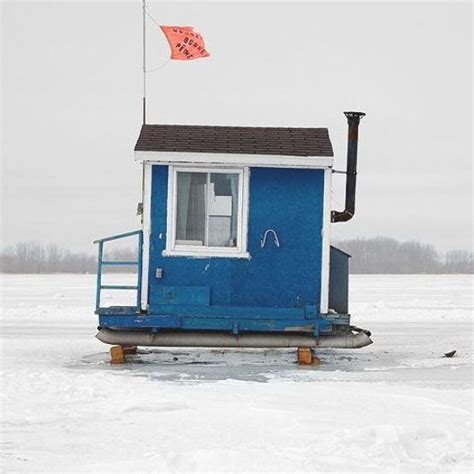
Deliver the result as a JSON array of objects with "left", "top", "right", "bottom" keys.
[{"left": 261, "top": 229, "right": 280, "bottom": 248}]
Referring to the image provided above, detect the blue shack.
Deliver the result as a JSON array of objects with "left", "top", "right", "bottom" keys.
[{"left": 95, "top": 112, "right": 372, "bottom": 356}]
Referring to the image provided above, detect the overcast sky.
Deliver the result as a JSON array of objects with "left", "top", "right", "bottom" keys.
[{"left": 1, "top": 1, "right": 472, "bottom": 253}]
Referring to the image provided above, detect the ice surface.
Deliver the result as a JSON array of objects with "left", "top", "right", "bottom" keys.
[{"left": 1, "top": 274, "right": 473, "bottom": 472}]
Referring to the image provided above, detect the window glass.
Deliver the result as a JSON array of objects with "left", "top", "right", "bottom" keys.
[
  {"left": 209, "top": 173, "right": 238, "bottom": 247},
  {"left": 176, "top": 172, "right": 206, "bottom": 245},
  {"left": 175, "top": 171, "right": 239, "bottom": 248}
]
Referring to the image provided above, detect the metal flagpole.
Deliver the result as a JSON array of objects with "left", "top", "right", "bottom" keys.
[
  {"left": 139, "top": 0, "right": 147, "bottom": 221},
  {"left": 142, "top": 0, "right": 146, "bottom": 124}
]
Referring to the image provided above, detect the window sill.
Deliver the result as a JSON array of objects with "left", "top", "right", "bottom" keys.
[{"left": 162, "top": 249, "right": 251, "bottom": 259}]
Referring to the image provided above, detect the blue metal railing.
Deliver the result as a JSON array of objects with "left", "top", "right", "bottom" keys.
[{"left": 93, "top": 230, "right": 143, "bottom": 313}]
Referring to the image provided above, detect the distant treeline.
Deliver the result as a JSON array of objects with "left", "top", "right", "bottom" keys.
[
  {"left": 335, "top": 237, "right": 473, "bottom": 274},
  {"left": 0, "top": 238, "right": 472, "bottom": 274},
  {"left": 0, "top": 242, "right": 136, "bottom": 274}
]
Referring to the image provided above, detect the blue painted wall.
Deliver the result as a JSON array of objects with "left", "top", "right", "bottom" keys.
[{"left": 148, "top": 166, "right": 324, "bottom": 309}]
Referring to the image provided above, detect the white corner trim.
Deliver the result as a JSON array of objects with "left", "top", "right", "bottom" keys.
[
  {"left": 140, "top": 163, "right": 152, "bottom": 311},
  {"left": 241, "top": 167, "right": 250, "bottom": 254},
  {"left": 320, "top": 167, "right": 332, "bottom": 314},
  {"left": 135, "top": 151, "right": 333, "bottom": 169},
  {"left": 165, "top": 165, "right": 176, "bottom": 254},
  {"left": 165, "top": 165, "right": 250, "bottom": 259}
]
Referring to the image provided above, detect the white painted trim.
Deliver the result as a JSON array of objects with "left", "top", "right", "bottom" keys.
[
  {"left": 320, "top": 167, "right": 332, "bottom": 314},
  {"left": 204, "top": 173, "right": 210, "bottom": 246},
  {"left": 135, "top": 151, "right": 333, "bottom": 169},
  {"left": 165, "top": 165, "right": 176, "bottom": 254},
  {"left": 241, "top": 167, "right": 250, "bottom": 255},
  {"left": 165, "top": 166, "right": 250, "bottom": 258},
  {"left": 163, "top": 249, "right": 251, "bottom": 259},
  {"left": 140, "top": 163, "right": 152, "bottom": 310}
]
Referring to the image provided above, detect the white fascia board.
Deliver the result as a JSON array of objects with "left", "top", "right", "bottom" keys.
[{"left": 135, "top": 151, "right": 333, "bottom": 169}]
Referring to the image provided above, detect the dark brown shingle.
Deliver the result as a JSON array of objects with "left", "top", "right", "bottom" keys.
[{"left": 134, "top": 124, "right": 333, "bottom": 157}]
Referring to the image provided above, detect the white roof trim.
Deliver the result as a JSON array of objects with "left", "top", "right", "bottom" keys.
[{"left": 135, "top": 151, "right": 333, "bottom": 169}]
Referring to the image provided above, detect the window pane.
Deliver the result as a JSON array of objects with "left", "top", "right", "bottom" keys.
[
  {"left": 176, "top": 172, "right": 206, "bottom": 245},
  {"left": 208, "top": 173, "right": 239, "bottom": 247}
]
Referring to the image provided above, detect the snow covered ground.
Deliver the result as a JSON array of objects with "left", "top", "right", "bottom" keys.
[{"left": 1, "top": 274, "right": 472, "bottom": 473}]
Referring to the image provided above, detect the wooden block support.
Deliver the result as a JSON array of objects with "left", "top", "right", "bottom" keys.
[
  {"left": 297, "top": 347, "right": 314, "bottom": 365},
  {"left": 110, "top": 345, "right": 125, "bottom": 365}
]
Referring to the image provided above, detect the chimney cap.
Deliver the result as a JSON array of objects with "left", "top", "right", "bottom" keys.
[{"left": 344, "top": 111, "right": 366, "bottom": 120}]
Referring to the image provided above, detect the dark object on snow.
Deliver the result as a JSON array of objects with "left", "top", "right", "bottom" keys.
[{"left": 444, "top": 350, "right": 456, "bottom": 358}]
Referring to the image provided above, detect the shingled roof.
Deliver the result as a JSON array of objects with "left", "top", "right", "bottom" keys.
[{"left": 134, "top": 124, "right": 333, "bottom": 157}]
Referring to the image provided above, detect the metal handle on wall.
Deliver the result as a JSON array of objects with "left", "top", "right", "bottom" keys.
[{"left": 261, "top": 229, "right": 280, "bottom": 248}]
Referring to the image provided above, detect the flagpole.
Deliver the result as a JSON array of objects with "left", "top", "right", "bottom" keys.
[
  {"left": 142, "top": 0, "right": 146, "bottom": 124},
  {"left": 139, "top": 0, "right": 146, "bottom": 223}
]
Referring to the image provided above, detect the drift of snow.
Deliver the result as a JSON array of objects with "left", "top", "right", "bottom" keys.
[{"left": 1, "top": 274, "right": 473, "bottom": 472}]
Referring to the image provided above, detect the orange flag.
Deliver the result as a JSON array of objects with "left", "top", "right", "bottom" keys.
[{"left": 160, "top": 26, "right": 210, "bottom": 60}]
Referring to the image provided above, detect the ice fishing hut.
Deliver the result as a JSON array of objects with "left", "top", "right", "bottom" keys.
[{"left": 95, "top": 112, "right": 372, "bottom": 352}]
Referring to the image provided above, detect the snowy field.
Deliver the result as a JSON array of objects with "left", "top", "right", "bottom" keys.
[{"left": 1, "top": 274, "right": 472, "bottom": 473}]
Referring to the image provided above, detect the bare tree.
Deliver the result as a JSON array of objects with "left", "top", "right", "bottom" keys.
[
  {"left": 445, "top": 250, "right": 474, "bottom": 273},
  {"left": 46, "top": 243, "right": 63, "bottom": 273},
  {"left": 13, "top": 241, "right": 46, "bottom": 273},
  {"left": 0, "top": 242, "right": 136, "bottom": 274},
  {"left": 335, "top": 237, "right": 471, "bottom": 274}
]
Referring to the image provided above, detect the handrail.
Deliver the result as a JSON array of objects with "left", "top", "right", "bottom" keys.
[
  {"left": 93, "top": 230, "right": 142, "bottom": 244},
  {"left": 94, "top": 230, "right": 143, "bottom": 312}
]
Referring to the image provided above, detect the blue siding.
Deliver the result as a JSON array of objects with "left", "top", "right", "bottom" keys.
[{"left": 148, "top": 166, "right": 324, "bottom": 311}]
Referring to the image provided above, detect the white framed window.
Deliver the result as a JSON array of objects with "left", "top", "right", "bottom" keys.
[{"left": 164, "top": 166, "right": 250, "bottom": 258}]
